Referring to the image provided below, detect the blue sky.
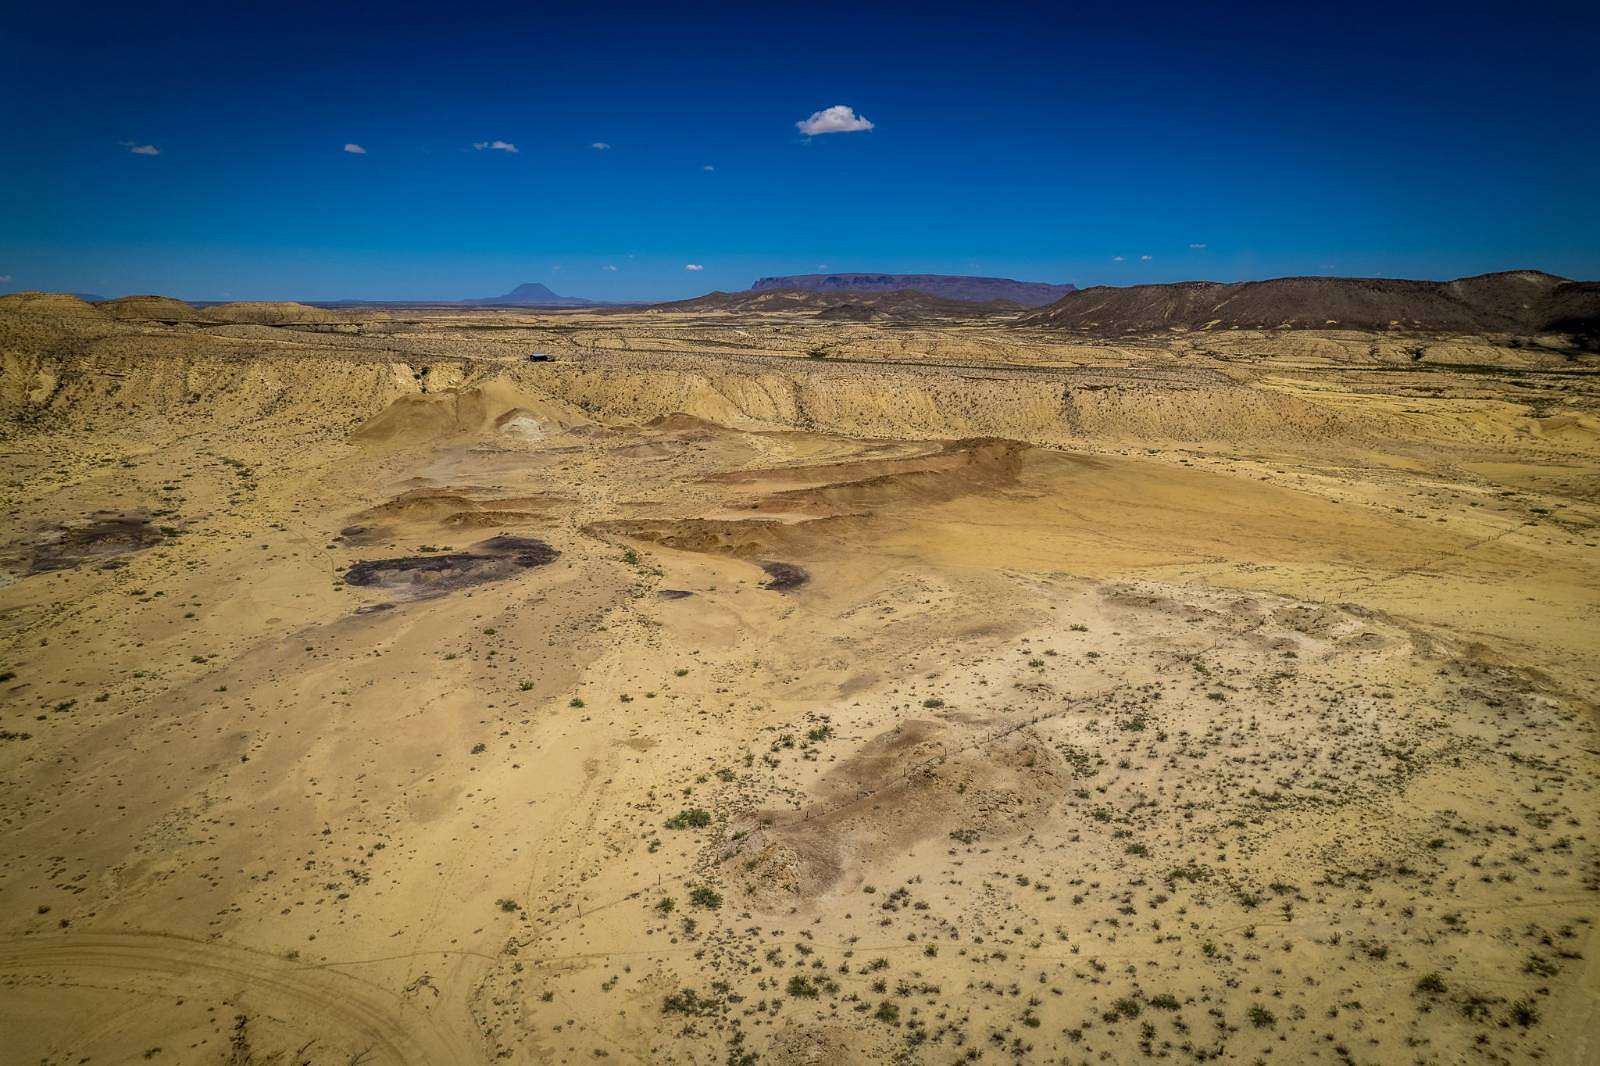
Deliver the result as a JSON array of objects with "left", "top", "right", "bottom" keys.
[{"left": 3, "top": 1, "right": 1597, "bottom": 301}]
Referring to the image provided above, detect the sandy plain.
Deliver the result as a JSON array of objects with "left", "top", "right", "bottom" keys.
[{"left": 1, "top": 296, "right": 1597, "bottom": 1065}]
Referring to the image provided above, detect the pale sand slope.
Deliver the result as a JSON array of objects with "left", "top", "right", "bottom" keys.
[{"left": 1, "top": 303, "right": 1596, "bottom": 1065}]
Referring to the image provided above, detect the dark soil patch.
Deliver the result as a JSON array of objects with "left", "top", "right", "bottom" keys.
[
  {"left": 758, "top": 561, "right": 809, "bottom": 592},
  {"left": 343, "top": 535, "right": 558, "bottom": 599},
  {"left": 31, "top": 514, "right": 168, "bottom": 573},
  {"left": 657, "top": 589, "right": 695, "bottom": 600}
]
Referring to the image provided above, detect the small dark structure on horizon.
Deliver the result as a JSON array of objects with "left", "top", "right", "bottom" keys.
[{"left": 526, "top": 352, "right": 553, "bottom": 362}]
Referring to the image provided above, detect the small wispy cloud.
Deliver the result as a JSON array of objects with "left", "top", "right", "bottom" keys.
[
  {"left": 685, "top": 263, "right": 704, "bottom": 271},
  {"left": 343, "top": 143, "right": 367, "bottom": 154},
  {"left": 817, "top": 264, "right": 829, "bottom": 270},
  {"left": 1140, "top": 255, "right": 1152, "bottom": 261},
  {"left": 1188, "top": 243, "right": 1206, "bottom": 249},
  {"left": 0, "top": 275, "right": 12, "bottom": 283},
  {"left": 702, "top": 164, "right": 715, "bottom": 171},
  {"left": 1111, "top": 255, "right": 1125, "bottom": 262},
  {"left": 472, "top": 140, "right": 519, "bottom": 154},
  {"left": 122, "top": 142, "right": 160, "bottom": 156},
  {"left": 591, "top": 142, "right": 610, "bottom": 150},
  {"left": 603, "top": 264, "right": 618, "bottom": 272},
  {"left": 796, "top": 105, "right": 874, "bottom": 136}
]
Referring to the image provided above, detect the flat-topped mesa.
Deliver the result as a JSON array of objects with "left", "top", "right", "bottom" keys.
[{"left": 750, "top": 273, "right": 1075, "bottom": 307}]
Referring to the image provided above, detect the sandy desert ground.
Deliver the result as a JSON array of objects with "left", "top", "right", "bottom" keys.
[{"left": 1, "top": 295, "right": 1597, "bottom": 1065}]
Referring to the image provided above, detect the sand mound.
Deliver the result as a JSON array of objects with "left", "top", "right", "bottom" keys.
[
  {"left": 0, "top": 296, "right": 120, "bottom": 408},
  {"left": 593, "top": 514, "right": 866, "bottom": 561},
  {"left": 352, "top": 381, "right": 584, "bottom": 445},
  {"left": 0, "top": 292, "right": 105, "bottom": 318},
  {"left": 359, "top": 490, "right": 486, "bottom": 523},
  {"left": 720, "top": 438, "right": 1031, "bottom": 514},
  {"left": 345, "top": 488, "right": 563, "bottom": 540},
  {"left": 1534, "top": 412, "right": 1600, "bottom": 445},
  {"left": 645, "top": 412, "right": 726, "bottom": 434},
  {"left": 96, "top": 295, "right": 208, "bottom": 323},
  {"left": 203, "top": 301, "right": 340, "bottom": 325},
  {"left": 494, "top": 409, "right": 552, "bottom": 440},
  {"left": 726, "top": 718, "right": 1063, "bottom": 905}
]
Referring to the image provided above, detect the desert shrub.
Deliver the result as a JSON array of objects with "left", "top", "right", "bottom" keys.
[
  {"left": 688, "top": 885, "right": 722, "bottom": 909},
  {"left": 665, "top": 809, "right": 711, "bottom": 830},
  {"left": 786, "top": 974, "right": 819, "bottom": 998}
]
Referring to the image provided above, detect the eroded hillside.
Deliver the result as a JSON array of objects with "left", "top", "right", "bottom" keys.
[{"left": 1, "top": 298, "right": 1597, "bottom": 1065}]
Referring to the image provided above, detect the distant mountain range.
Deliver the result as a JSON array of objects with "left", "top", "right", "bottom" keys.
[
  {"left": 32, "top": 271, "right": 1598, "bottom": 337},
  {"left": 751, "top": 273, "right": 1075, "bottom": 306},
  {"left": 650, "top": 287, "right": 1023, "bottom": 319},
  {"left": 314, "top": 283, "right": 618, "bottom": 309},
  {"left": 1021, "top": 271, "right": 1600, "bottom": 336}
]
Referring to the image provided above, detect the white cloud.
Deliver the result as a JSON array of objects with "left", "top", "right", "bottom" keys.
[
  {"left": 817, "top": 264, "right": 829, "bottom": 270},
  {"left": 472, "top": 140, "right": 519, "bottom": 154},
  {"left": 603, "top": 264, "right": 618, "bottom": 271},
  {"left": 1140, "top": 255, "right": 1152, "bottom": 261},
  {"left": 343, "top": 143, "right": 367, "bottom": 155},
  {"left": 124, "top": 143, "right": 160, "bottom": 156},
  {"left": 702, "top": 164, "right": 715, "bottom": 171},
  {"left": 591, "top": 142, "right": 610, "bottom": 150},
  {"left": 0, "top": 275, "right": 11, "bottom": 283},
  {"left": 796, "top": 105, "right": 874, "bottom": 136},
  {"left": 1112, "top": 255, "right": 1125, "bottom": 262},
  {"left": 684, "top": 264, "right": 704, "bottom": 271},
  {"left": 1188, "top": 243, "right": 1206, "bottom": 249}
]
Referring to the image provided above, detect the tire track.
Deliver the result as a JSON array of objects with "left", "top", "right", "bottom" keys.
[{"left": 0, "top": 931, "right": 468, "bottom": 1064}]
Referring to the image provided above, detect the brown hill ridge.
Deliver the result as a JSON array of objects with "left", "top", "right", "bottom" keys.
[
  {"left": 87, "top": 296, "right": 343, "bottom": 326},
  {"left": 1021, "top": 270, "right": 1600, "bottom": 337},
  {"left": 650, "top": 287, "right": 1023, "bottom": 320},
  {"left": 751, "top": 273, "right": 1074, "bottom": 306},
  {"left": 97, "top": 295, "right": 211, "bottom": 323},
  {"left": 202, "top": 301, "right": 340, "bottom": 325}
]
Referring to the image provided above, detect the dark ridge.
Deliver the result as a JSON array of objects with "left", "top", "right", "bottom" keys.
[
  {"left": 751, "top": 273, "right": 1074, "bottom": 306},
  {"left": 649, "top": 287, "right": 1023, "bottom": 319},
  {"left": 1019, "top": 270, "right": 1600, "bottom": 336}
]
